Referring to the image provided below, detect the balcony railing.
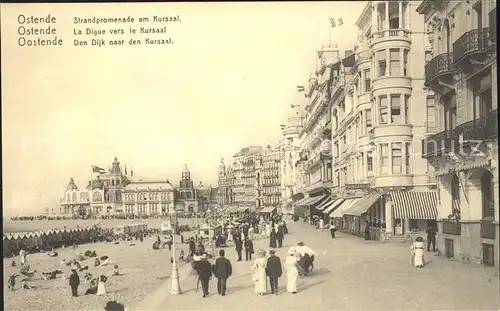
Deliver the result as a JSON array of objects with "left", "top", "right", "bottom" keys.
[
  {"left": 421, "top": 129, "right": 455, "bottom": 158},
  {"left": 480, "top": 220, "right": 496, "bottom": 239},
  {"left": 372, "top": 28, "right": 410, "bottom": 41},
  {"left": 424, "top": 52, "right": 454, "bottom": 86},
  {"left": 442, "top": 220, "right": 461, "bottom": 235},
  {"left": 453, "top": 28, "right": 491, "bottom": 64},
  {"left": 454, "top": 109, "right": 498, "bottom": 143}
]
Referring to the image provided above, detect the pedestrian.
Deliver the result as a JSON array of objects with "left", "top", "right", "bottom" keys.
[
  {"left": 276, "top": 225, "right": 284, "bottom": 248},
  {"left": 189, "top": 238, "right": 196, "bottom": 256},
  {"left": 266, "top": 249, "right": 282, "bottom": 295},
  {"left": 251, "top": 249, "right": 268, "bottom": 296},
  {"left": 244, "top": 237, "right": 254, "bottom": 261},
  {"left": 426, "top": 226, "right": 437, "bottom": 252},
  {"left": 330, "top": 222, "right": 336, "bottom": 239},
  {"left": 196, "top": 253, "right": 213, "bottom": 297},
  {"left": 411, "top": 236, "right": 426, "bottom": 268},
  {"left": 19, "top": 249, "right": 27, "bottom": 266},
  {"left": 214, "top": 249, "right": 232, "bottom": 296},
  {"left": 8, "top": 274, "right": 18, "bottom": 291},
  {"left": 364, "top": 221, "right": 371, "bottom": 240},
  {"left": 97, "top": 274, "right": 108, "bottom": 295},
  {"left": 285, "top": 247, "right": 299, "bottom": 294},
  {"left": 234, "top": 236, "right": 243, "bottom": 261},
  {"left": 248, "top": 226, "right": 255, "bottom": 240},
  {"left": 69, "top": 269, "right": 80, "bottom": 297},
  {"left": 282, "top": 220, "right": 288, "bottom": 234},
  {"left": 269, "top": 228, "right": 277, "bottom": 248}
]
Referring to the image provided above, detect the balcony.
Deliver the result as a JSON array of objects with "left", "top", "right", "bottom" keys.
[
  {"left": 371, "top": 28, "right": 411, "bottom": 48},
  {"left": 421, "top": 129, "right": 455, "bottom": 158},
  {"left": 424, "top": 53, "right": 455, "bottom": 92},
  {"left": 453, "top": 28, "right": 492, "bottom": 68},
  {"left": 480, "top": 220, "right": 496, "bottom": 239},
  {"left": 442, "top": 220, "right": 461, "bottom": 235},
  {"left": 454, "top": 109, "right": 498, "bottom": 144}
]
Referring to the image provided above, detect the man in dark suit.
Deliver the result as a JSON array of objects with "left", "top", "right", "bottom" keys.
[
  {"left": 426, "top": 226, "right": 437, "bottom": 252},
  {"left": 266, "top": 249, "right": 282, "bottom": 295},
  {"left": 276, "top": 225, "right": 284, "bottom": 248},
  {"left": 195, "top": 253, "right": 213, "bottom": 297},
  {"left": 214, "top": 249, "right": 232, "bottom": 296},
  {"left": 189, "top": 238, "right": 196, "bottom": 256},
  {"left": 234, "top": 237, "right": 243, "bottom": 261},
  {"left": 244, "top": 237, "right": 254, "bottom": 261}
]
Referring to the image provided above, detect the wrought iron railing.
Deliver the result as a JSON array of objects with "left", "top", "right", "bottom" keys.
[
  {"left": 453, "top": 28, "right": 491, "bottom": 63},
  {"left": 442, "top": 220, "right": 461, "bottom": 235},
  {"left": 424, "top": 52, "right": 454, "bottom": 86},
  {"left": 480, "top": 220, "right": 496, "bottom": 239},
  {"left": 421, "top": 129, "right": 455, "bottom": 157},
  {"left": 454, "top": 109, "right": 498, "bottom": 142}
]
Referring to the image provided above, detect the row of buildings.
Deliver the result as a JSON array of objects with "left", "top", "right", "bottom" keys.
[
  {"left": 58, "top": 157, "right": 218, "bottom": 217},
  {"left": 218, "top": 0, "right": 498, "bottom": 269}
]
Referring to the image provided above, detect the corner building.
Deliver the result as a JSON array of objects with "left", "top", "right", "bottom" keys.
[
  {"left": 418, "top": 0, "right": 498, "bottom": 268},
  {"left": 325, "top": 1, "right": 439, "bottom": 239}
]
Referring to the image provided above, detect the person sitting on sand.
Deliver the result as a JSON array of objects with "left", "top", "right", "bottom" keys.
[
  {"left": 41, "top": 270, "right": 57, "bottom": 280},
  {"left": 94, "top": 258, "right": 101, "bottom": 267},
  {"left": 22, "top": 280, "right": 37, "bottom": 290},
  {"left": 100, "top": 259, "right": 109, "bottom": 266},
  {"left": 84, "top": 278, "right": 98, "bottom": 295},
  {"left": 11, "top": 260, "right": 16, "bottom": 267},
  {"left": 20, "top": 265, "right": 37, "bottom": 278},
  {"left": 113, "top": 265, "right": 121, "bottom": 276}
]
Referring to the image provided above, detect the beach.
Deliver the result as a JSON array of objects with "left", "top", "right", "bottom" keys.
[{"left": 4, "top": 233, "right": 193, "bottom": 311}]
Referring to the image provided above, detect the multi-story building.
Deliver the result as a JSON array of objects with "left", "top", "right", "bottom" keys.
[
  {"left": 417, "top": 0, "right": 498, "bottom": 267},
  {"left": 242, "top": 146, "right": 264, "bottom": 209},
  {"left": 122, "top": 180, "right": 175, "bottom": 215},
  {"left": 261, "top": 145, "right": 282, "bottom": 212},
  {"left": 232, "top": 149, "right": 246, "bottom": 204},
  {"left": 60, "top": 156, "right": 132, "bottom": 216},
  {"left": 294, "top": 47, "right": 337, "bottom": 218},
  {"left": 217, "top": 157, "right": 235, "bottom": 206},
  {"left": 324, "top": 1, "right": 440, "bottom": 239},
  {"left": 280, "top": 109, "right": 304, "bottom": 215}
]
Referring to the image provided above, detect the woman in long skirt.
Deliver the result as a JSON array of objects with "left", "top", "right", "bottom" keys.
[
  {"left": 282, "top": 221, "right": 288, "bottom": 234},
  {"left": 251, "top": 249, "right": 268, "bottom": 295},
  {"left": 411, "top": 236, "right": 425, "bottom": 268},
  {"left": 97, "top": 274, "right": 107, "bottom": 295},
  {"left": 285, "top": 248, "right": 299, "bottom": 293},
  {"left": 269, "top": 229, "right": 277, "bottom": 248}
]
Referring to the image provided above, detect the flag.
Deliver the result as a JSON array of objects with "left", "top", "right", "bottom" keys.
[
  {"left": 297, "top": 85, "right": 305, "bottom": 92},
  {"left": 92, "top": 165, "right": 105, "bottom": 173},
  {"left": 330, "top": 17, "right": 343, "bottom": 28}
]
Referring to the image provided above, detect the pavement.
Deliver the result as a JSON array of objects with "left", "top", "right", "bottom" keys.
[{"left": 134, "top": 220, "right": 500, "bottom": 311}]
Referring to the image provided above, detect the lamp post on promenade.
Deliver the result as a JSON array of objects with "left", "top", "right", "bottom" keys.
[
  {"left": 206, "top": 208, "right": 216, "bottom": 256},
  {"left": 169, "top": 208, "right": 182, "bottom": 295}
]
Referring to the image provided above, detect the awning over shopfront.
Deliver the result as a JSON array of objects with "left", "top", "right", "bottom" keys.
[
  {"left": 330, "top": 198, "right": 361, "bottom": 218},
  {"left": 322, "top": 198, "right": 345, "bottom": 214},
  {"left": 390, "top": 191, "right": 439, "bottom": 219},
  {"left": 260, "top": 206, "right": 276, "bottom": 213},
  {"left": 316, "top": 198, "right": 334, "bottom": 211},
  {"left": 294, "top": 197, "right": 310, "bottom": 206},
  {"left": 307, "top": 195, "right": 327, "bottom": 206},
  {"left": 343, "top": 192, "right": 384, "bottom": 217}
]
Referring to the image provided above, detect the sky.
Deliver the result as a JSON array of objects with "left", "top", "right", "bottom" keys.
[{"left": 1, "top": 2, "right": 367, "bottom": 216}]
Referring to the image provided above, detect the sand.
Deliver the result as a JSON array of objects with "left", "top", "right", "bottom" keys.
[{"left": 3, "top": 233, "right": 194, "bottom": 311}]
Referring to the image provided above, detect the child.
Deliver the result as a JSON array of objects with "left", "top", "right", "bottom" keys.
[
  {"left": 178, "top": 250, "right": 185, "bottom": 262},
  {"left": 113, "top": 265, "right": 120, "bottom": 276}
]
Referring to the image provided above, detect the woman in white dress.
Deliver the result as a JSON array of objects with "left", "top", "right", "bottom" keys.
[
  {"left": 285, "top": 247, "right": 299, "bottom": 294},
  {"left": 265, "top": 223, "right": 272, "bottom": 238},
  {"left": 251, "top": 249, "right": 268, "bottom": 295},
  {"left": 411, "top": 236, "right": 425, "bottom": 268},
  {"left": 96, "top": 274, "right": 108, "bottom": 295},
  {"left": 19, "top": 249, "right": 27, "bottom": 266}
]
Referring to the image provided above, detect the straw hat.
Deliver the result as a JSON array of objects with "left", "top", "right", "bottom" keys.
[
  {"left": 287, "top": 247, "right": 296, "bottom": 255},
  {"left": 415, "top": 236, "right": 424, "bottom": 242},
  {"left": 256, "top": 249, "right": 266, "bottom": 257}
]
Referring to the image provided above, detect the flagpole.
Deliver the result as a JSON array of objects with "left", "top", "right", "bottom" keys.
[{"left": 328, "top": 18, "right": 332, "bottom": 48}]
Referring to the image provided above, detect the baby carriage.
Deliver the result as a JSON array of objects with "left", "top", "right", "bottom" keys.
[{"left": 297, "top": 253, "right": 315, "bottom": 278}]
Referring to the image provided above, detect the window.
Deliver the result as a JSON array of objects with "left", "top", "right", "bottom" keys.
[
  {"left": 376, "top": 50, "right": 386, "bottom": 77},
  {"left": 367, "top": 151, "right": 373, "bottom": 172},
  {"left": 381, "top": 144, "right": 389, "bottom": 174},
  {"left": 403, "top": 50, "right": 409, "bottom": 76},
  {"left": 380, "top": 96, "right": 389, "bottom": 124},
  {"left": 392, "top": 143, "right": 403, "bottom": 174},
  {"left": 404, "top": 95, "right": 410, "bottom": 123},
  {"left": 405, "top": 143, "right": 411, "bottom": 174},
  {"left": 366, "top": 109, "right": 372, "bottom": 128},
  {"left": 391, "top": 95, "right": 401, "bottom": 123},
  {"left": 426, "top": 96, "right": 435, "bottom": 132},
  {"left": 425, "top": 50, "right": 432, "bottom": 64},
  {"left": 364, "top": 69, "right": 371, "bottom": 92},
  {"left": 327, "top": 163, "right": 333, "bottom": 181},
  {"left": 473, "top": 72, "right": 492, "bottom": 120},
  {"left": 444, "top": 93, "right": 457, "bottom": 131},
  {"left": 390, "top": 49, "right": 400, "bottom": 76}
]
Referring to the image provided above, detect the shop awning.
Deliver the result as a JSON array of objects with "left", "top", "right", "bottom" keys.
[
  {"left": 322, "top": 198, "right": 345, "bottom": 214},
  {"left": 316, "top": 198, "right": 334, "bottom": 211},
  {"left": 343, "top": 192, "right": 384, "bottom": 216},
  {"left": 308, "top": 195, "right": 327, "bottom": 206},
  {"left": 330, "top": 198, "right": 361, "bottom": 218},
  {"left": 260, "top": 206, "right": 276, "bottom": 213},
  {"left": 294, "top": 197, "right": 310, "bottom": 206},
  {"left": 390, "top": 191, "right": 439, "bottom": 220}
]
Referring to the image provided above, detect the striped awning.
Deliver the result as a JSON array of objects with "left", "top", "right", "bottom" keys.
[
  {"left": 308, "top": 195, "right": 327, "bottom": 206},
  {"left": 322, "top": 198, "right": 345, "bottom": 214},
  {"left": 343, "top": 192, "right": 384, "bottom": 216},
  {"left": 316, "top": 198, "right": 334, "bottom": 211},
  {"left": 454, "top": 159, "right": 490, "bottom": 172},
  {"left": 390, "top": 191, "right": 439, "bottom": 220},
  {"left": 294, "top": 197, "right": 310, "bottom": 206},
  {"left": 260, "top": 206, "right": 276, "bottom": 213},
  {"left": 330, "top": 198, "right": 361, "bottom": 218}
]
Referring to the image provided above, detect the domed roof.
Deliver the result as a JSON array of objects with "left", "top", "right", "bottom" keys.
[
  {"left": 111, "top": 156, "right": 121, "bottom": 174},
  {"left": 182, "top": 163, "right": 190, "bottom": 174},
  {"left": 66, "top": 178, "right": 78, "bottom": 191}
]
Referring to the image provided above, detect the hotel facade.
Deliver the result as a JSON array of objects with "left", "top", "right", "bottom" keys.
[{"left": 417, "top": 0, "right": 498, "bottom": 267}]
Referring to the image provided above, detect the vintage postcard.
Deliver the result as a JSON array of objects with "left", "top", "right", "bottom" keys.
[{"left": 1, "top": 2, "right": 498, "bottom": 311}]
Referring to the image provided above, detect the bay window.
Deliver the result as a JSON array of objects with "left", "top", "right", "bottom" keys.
[
  {"left": 404, "top": 95, "right": 410, "bottom": 123},
  {"left": 403, "top": 50, "right": 409, "bottom": 76},
  {"left": 426, "top": 95, "right": 435, "bottom": 132},
  {"left": 367, "top": 151, "right": 373, "bottom": 172},
  {"left": 364, "top": 69, "right": 371, "bottom": 92},
  {"left": 366, "top": 109, "right": 373, "bottom": 128},
  {"left": 390, "top": 49, "right": 400, "bottom": 76},
  {"left": 405, "top": 143, "right": 411, "bottom": 174},
  {"left": 392, "top": 142, "right": 403, "bottom": 174},
  {"left": 376, "top": 50, "right": 386, "bottom": 77},
  {"left": 380, "top": 96, "right": 389, "bottom": 124},
  {"left": 472, "top": 71, "right": 492, "bottom": 120}
]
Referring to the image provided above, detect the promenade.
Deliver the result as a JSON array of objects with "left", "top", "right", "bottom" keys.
[{"left": 136, "top": 220, "right": 499, "bottom": 311}]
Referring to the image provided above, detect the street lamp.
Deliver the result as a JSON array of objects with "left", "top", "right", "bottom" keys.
[
  {"left": 169, "top": 208, "right": 182, "bottom": 295},
  {"left": 206, "top": 208, "right": 216, "bottom": 256}
]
